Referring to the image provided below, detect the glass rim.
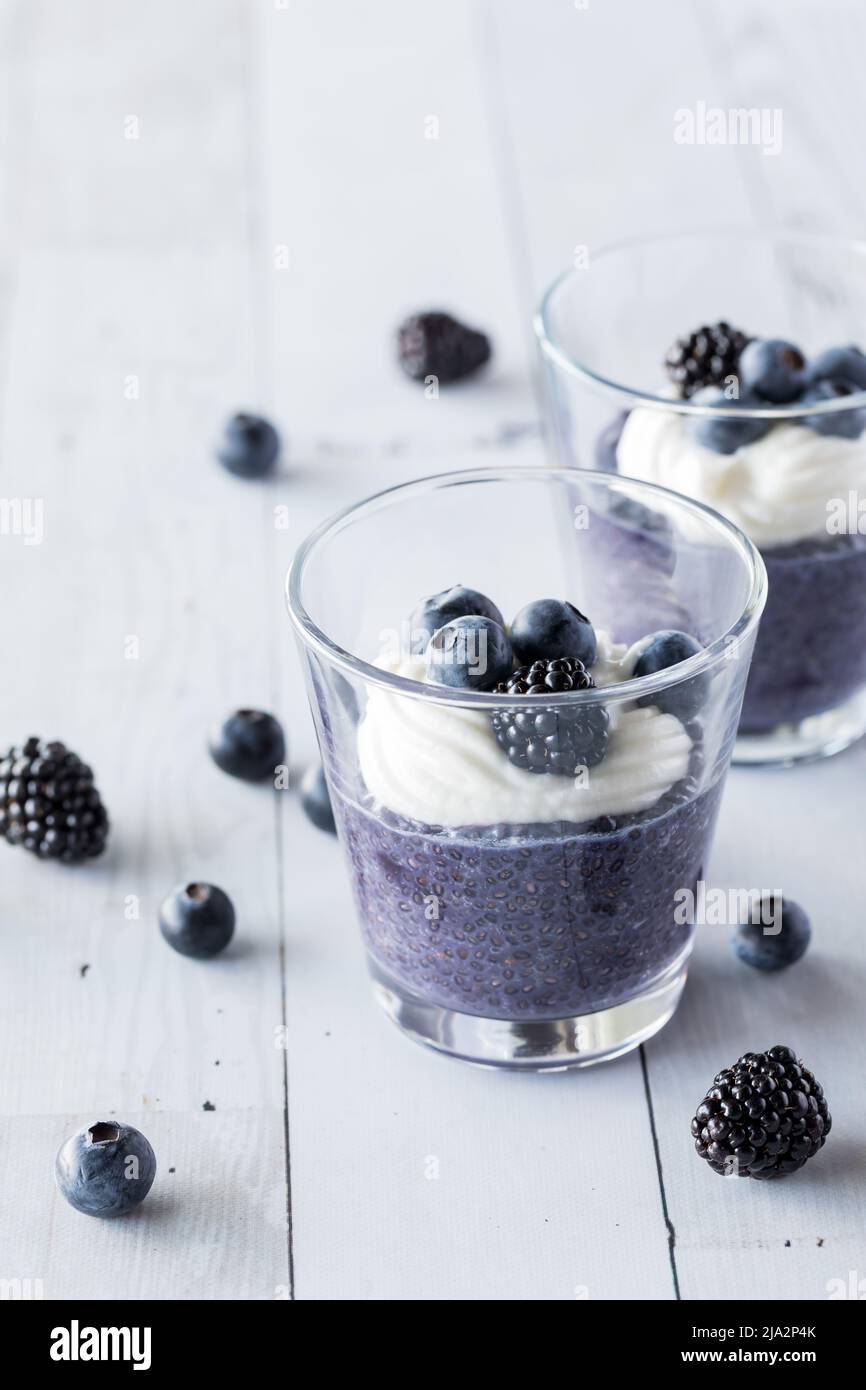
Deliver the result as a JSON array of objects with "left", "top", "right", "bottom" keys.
[
  {"left": 286, "top": 465, "right": 768, "bottom": 710},
  {"left": 534, "top": 227, "right": 866, "bottom": 417}
]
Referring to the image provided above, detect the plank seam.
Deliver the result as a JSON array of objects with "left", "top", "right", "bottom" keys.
[{"left": 640, "top": 1044, "right": 681, "bottom": 1301}]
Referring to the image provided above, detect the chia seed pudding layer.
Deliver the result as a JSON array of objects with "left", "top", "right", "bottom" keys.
[
  {"left": 333, "top": 774, "right": 723, "bottom": 1021},
  {"left": 596, "top": 413, "right": 866, "bottom": 731},
  {"left": 739, "top": 532, "right": 866, "bottom": 731}
]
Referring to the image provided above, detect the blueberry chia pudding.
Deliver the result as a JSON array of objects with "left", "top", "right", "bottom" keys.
[
  {"left": 605, "top": 326, "right": 866, "bottom": 733},
  {"left": 330, "top": 587, "right": 721, "bottom": 1022}
]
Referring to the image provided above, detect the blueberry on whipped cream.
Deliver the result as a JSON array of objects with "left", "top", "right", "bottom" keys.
[
  {"left": 425, "top": 614, "right": 513, "bottom": 690},
  {"left": 510, "top": 598, "right": 597, "bottom": 666},
  {"left": 808, "top": 344, "right": 866, "bottom": 390},
  {"left": 738, "top": 338, "right": 806, "bottom": 403},
  {"left": 633, "top": 630, "right": 706, "bottom": 720},
  {"left": 687, "top": 384, "right": 772, "bottom": 455},
  {"left": 409, "top": 584, "right": 504, "bottom": 654},
  {"left": 800, "top": 378, "right": 866, "bottom": 440},
  {"left": 490, "top": 658, "right": 609, "bottom": 774}
]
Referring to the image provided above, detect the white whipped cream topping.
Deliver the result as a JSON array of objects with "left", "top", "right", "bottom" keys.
[
  {"left": 357, "top": 631, "right": 691, "bottom": 828},
  {"left": 616, "top": 408, "right": 866, "bottom": 548}
]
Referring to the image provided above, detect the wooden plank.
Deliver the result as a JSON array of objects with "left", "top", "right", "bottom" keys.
[
  {"left": 0, "top": 0, "right": 290, "bottom": 1298},
  {"left": 483, "top": 0, "right": 866, "bottom": 1301},
  {"left": 259, "top": 0, "right": 676, "bottom": 1301}
]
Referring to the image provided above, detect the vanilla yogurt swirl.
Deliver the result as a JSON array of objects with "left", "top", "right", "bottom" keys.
[
  {"left": 617, "top": 408, "right": 866, "bottom": 549},
  {"left": 357, "top": 631, "right": 691, "bottom": 828}
]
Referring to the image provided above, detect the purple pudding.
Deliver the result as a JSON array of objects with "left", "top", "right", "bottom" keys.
[
  {"left": 739, "top": 532, "right": 866, "bottom": 732},
  {"left": 334, "top": 774, "right": 721, "bottom": 1020}
]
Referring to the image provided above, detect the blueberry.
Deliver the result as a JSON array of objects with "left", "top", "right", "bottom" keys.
[
  {"left": 738, "top": 338, "right": 807, "bottom": 403},
  {"left": 733, "top": 896, "right": 811, "bottom": 971},
  {"left": 216, "top": 412, "right": 280, "bottom": 478},
  {"left": 55, "top": 1121, "right": 156, "bottom": 1217},
  {"left": 159, "top": 883, "right": 236, "bottom": 959},
  {"left": 800, "top": 379, "right": 866, "bottom": 440},
  {"left": 409, "top": 586, "right": 504, "bottom": 655},
  {"left": 426, "top": 615, "right": 513, "bottom": 691},
  {"left": 633, "top": 630, "right": 707, "bottom": 720},
  {"left": 300, "top": 762, "right": 336, "bottom": 834},
  {"left": 209, "top": 709, "right": 286, "bottom": 782},
  {"left": 510, "top": 599, "right": 597, "bottom": 667},
  {"left": 808, "top": 345, "right": 866, "bottom": 391},
  {"left": 686, "top": 385, "right": 773, "bottom": 454}
]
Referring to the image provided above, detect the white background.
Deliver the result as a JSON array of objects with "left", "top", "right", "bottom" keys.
[{"left": 1, "top": 0, "right": 864, "bottom": 1302}]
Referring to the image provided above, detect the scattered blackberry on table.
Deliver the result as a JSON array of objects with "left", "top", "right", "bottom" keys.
[
  {"left": 397, "top": 311, "right": 491, "bottom": 384},
  {"left": 159, "top": 883, "right": 236, "bottom": 959},
  {"left": 300, "top": 762, "right": 336, "bottom": 834},
  {"left": 490, "top": 658, "right": 609, "bottom": 775},
  {"left": 208, "top": 709, "right": 286, "bottom": 782},
  {"left": 733, "top": 895, "right": 811, "bottom": 970},
  {"left": 216, "top": 412, "right": 281, "bottom": 478},
  {"left": 665, "top": 321, "right": 751, "bottom": 398},
  {"left": 691, "top": 1045, "right": 830, "bottom": 1180},
  {"left": 0, "top": 737, "right": 109, "bottom": 863},
  {"left": 55, "top": 1121, "right": 156, "bottom": 1217}
]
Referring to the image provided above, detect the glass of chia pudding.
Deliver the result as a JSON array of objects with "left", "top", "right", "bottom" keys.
[
  {"left": 536, "top": 231, "right": 866, "bottom": 764},
  {"left": 287, "top": 467, "right": 765, "bottom": 1069}
]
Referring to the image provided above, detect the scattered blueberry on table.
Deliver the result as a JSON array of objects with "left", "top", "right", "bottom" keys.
[
  {"left": 0, "top": 737, "right": 109, "bottom": 863},
  {"left": 300, "top": 762, "right": 336, "bottom": 834},
  {"left": 159, "top": 883, "right": 236, "bottom": 959},
  {"left": 691, "top": 1045, "right": 831, "bottom": 1179},
  {"left": 216, "top": 412, "right": 281, "bottom": 478},
  {"left": 208, "top": 709, "right": 285, "bottom": 783},
  {"left": 55, "top": 1121, "right": 156, "bottom": 1217},
  {"left": 733, "top": 895, "right": 811, "bottom": 970},
  {"left": 397, "top": 310, "right": 491, "bottom": 384}
]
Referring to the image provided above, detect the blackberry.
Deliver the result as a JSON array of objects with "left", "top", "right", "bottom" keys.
[
  {"left": 489, "top": 659, "right": 609, "bottom": 776},
  {"left": 691, "top": 1045, "right": 831, "bottom": 1180},
  {"left": 665, "top": 321, "right": 750, "bottom": 398},
  {"left": 397, "top": 311, "right": 491, "bottom": 384},
  {"left": 0, "top": 737, "right": 109, "bottom": 863}
]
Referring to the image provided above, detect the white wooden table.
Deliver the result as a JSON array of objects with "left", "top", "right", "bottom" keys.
[{"left": 1, "top": 0, "right": 864, "bottom": 1301}]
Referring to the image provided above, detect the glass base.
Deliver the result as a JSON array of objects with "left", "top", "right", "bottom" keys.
[
  {"left": 368, "top": 953, "right": 689, "bottom": 1072},
  {"left": 734, "top": 687, "right": 866, "bottom": 767}
]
